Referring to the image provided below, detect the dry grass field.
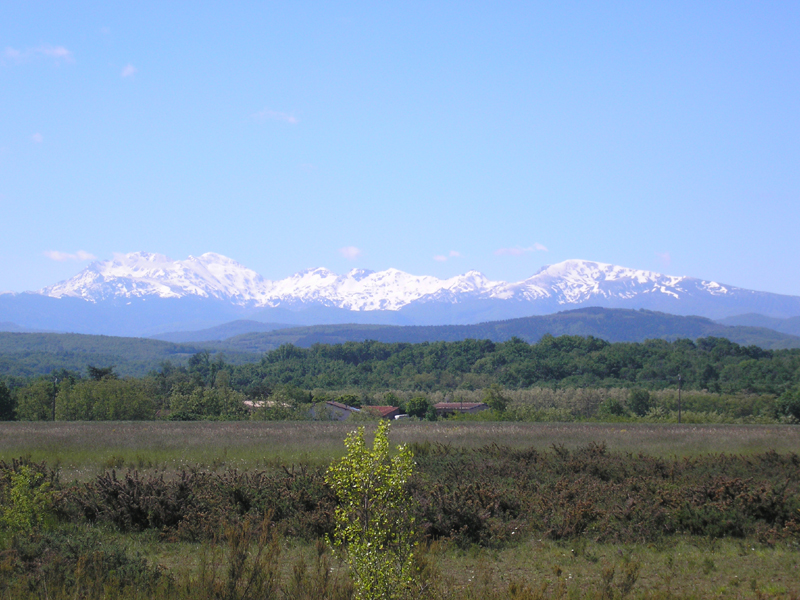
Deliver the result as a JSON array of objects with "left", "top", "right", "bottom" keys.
[{"left": 1, "top": 420, "right": 798, "bottom": 481}]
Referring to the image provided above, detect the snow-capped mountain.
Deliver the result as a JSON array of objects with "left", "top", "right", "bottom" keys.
[
  {"left": 1, "top": 251, "right": 797, "bottom": 337},
  {"left": 39, "top": 252, "right": 507, "bottom": 310},
  {"left": 41, "top": 252, "right": 271, "bottom": 303},
  {"left": 35, "top": 252, "right": 770, "bottom": 311},
  {"left": 37, "top": 252, "right": 743, "bottom": 310},
  {"left": 496, "top": 260, "right": 729, "bottom": 303}
]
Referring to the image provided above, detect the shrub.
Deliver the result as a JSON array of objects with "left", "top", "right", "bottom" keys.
[
  {"left": 0, "top": 529, "right": 166, "bottom": 598},
  {"left": 0, "top": 460, "right": 55, "bottom": 534}
]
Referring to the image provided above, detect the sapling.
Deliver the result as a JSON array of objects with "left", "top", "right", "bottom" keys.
[{"left": 326, "top": 420, "right": 417, "bottom": 600}]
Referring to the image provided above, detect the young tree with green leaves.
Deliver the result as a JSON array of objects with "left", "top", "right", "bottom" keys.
[{"left": 325, "top": 421, "right": 417, "bottom": 600}]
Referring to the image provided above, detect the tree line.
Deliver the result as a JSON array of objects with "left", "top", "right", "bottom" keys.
[{"left": 2, "top": 335, "right": 800, "bottom": 422}]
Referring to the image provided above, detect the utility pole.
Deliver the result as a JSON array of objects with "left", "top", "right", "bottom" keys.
[{"left": 677, "top": 374, "right": 682, "bottom": 424}]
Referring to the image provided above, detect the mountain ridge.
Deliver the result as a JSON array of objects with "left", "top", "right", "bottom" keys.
[
  {"left": 199, "top": 307, "right": 800, "bottom": 353},
  {"left": 3, "top": 307, "right": 800, "bottom": 379},
  {"left": 2, "top": 252, "right": 799, "bottom": 337},
  {"left": 37, "top": 252, "right": 740, "bottom": 311}
]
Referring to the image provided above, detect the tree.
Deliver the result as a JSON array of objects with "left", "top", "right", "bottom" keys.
[
  {"left": 777, "top": 387, "right": 800, "bottom": 422},
  {"left": 599, "top": 397, "right": 628, "bottom": 418},
  {"left": 325, "top": 421, "right": 417, "bottom": 600},
  {"left": 336, "top": 393, "right": 361, "bottom": 408},
  {"left": 628, "top": 388, "right": 651, "bottom": 417},
  {"left": 56, "top": 378, "right": 156, "bottom": 420},
  {"left": 483, "top": 384, "right": 508, "bottom": 413},
  {"left": 14, "top": 381, "right": 54, "bottom": 421},
  {"left": 168, "top": 386, "right": 247, "bottom": 420},
  {"left": 87, "top": 365, "right": 116, "bottom": 381},
  {"left": 405, "top": 396, "right": 430, "bottom": 419},
  {"left": 0, "top": 381, "right": 15, "bottom": 421}
]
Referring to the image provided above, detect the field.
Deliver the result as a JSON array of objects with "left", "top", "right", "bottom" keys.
[
  {"left": 2, "top": 421, "right": 799, "bottom": 599},
  {"left": 3, "top": 421, "right": 799, "bottom": 480}
]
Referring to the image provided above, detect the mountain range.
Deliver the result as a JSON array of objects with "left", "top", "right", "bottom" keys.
[
  {"left": 3, "top": 251, "right": 800, "bottom": 337},
  {"left": 3, "top": 307, "right": 800, "bottom": 379},
  {"left": 192, "top": 308, "right": 800, "bottom": 353}
]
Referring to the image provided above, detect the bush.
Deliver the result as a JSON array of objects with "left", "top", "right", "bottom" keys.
[
  {"left": 0, "top": 459, "right": 56, "bottom": 534},
  {"left": 0, "top": 529, "right": 166, "bottom": 599}
]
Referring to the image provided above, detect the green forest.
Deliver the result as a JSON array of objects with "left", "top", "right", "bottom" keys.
[{"left": 3, "top": 334, "right": 800, "bottom": 424}]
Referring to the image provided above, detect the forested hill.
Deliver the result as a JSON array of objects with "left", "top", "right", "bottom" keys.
[
  {"left": 207, "top": 308, "right": 800, "bottom": 353},
  {"left": 2, "top": 308, "right": 799, "bottom": 379},
  {"left": 0, "top": 332, "right": 259, "bottom": 378},
  {"left": 228, "top": 335, "right": 799, "bottom": 395}
]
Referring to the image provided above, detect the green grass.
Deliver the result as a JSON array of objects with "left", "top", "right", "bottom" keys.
[
  {"left": 2, "top": 420, "right": 799, "bottom": 481},
  {"left": 26, "top": 526, "right": 800, "bottom": 599},
  {"left": 2, "top": 421, "right": 799, "bottom": 599},
  {"left": 429, "top": 536, "right": 800, "bottom": 599}
]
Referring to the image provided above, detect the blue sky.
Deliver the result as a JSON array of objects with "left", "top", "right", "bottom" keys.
[{"left": 2, "top": 2, "right": 799, "bottom": 295}]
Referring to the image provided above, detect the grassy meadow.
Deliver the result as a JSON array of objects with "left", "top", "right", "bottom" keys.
[
  {"left": 2, "top": 420, "right": 799, "bottom": 480},
  {"left": 2, "top": 421, "right": 799, "bottom": 599}
]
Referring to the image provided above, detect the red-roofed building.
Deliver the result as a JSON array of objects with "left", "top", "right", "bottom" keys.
[{"left": 365, "top": 406, "right": 401, "bottom": 420}]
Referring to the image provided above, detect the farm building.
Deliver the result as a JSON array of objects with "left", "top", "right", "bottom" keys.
[
  {"left": 434, "top": 402, "right": 489, "bottom": 416},
  {"left": 309, "top": 400, "right": 361, "bottom": 421},
  {"left": 364, "top": 405, "right": 401, "bottom": 419}
]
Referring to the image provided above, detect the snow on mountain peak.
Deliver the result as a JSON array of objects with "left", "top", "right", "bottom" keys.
[
  {"left": 37, "top": 253, "right": 734, "bottom": 312},
  {"left": 509, "top": 259, "right": 698, "bottom": 303},
  {"left": 41, "top": 251, "right": 271, "bottom": 304}
]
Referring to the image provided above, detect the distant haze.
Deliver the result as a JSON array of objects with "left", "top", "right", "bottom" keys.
[{"left": 1, "top": 252, "right": 800, "bottom": 337}]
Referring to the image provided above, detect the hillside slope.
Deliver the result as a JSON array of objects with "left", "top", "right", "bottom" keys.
[{"left": 207, "top": 307, "right": 800, "bottom": 353}]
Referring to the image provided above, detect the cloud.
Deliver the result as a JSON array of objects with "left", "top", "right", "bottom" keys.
[
  {"left": 339, "top": 246, "right": 362, "bottom": 260},
  {"left": 120, "top": 63, "right": 137, "bottom": 78},
  {"left": 31, "top": 133, "right": 43, "bottom": 143},
  {"left": 655, "top": 251, "right": 672, "bottom": 267},
  {"left": 3, "top": 45, "right": 74, "bottom": 65},
  {"left": 252, "top": 107, "right": 298, "bottom": 124},
  {"left": 434, "top": 250, "right": 462, "bottom": 262},
  {"left": 494, "top": 243, "right": 548, "bottom": 256},
  {"left": 36, "top": 46, "right": 74, "bottom": 62},
  {"left": 44, "top": 250, "right": 97, "bottom": 262}
]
